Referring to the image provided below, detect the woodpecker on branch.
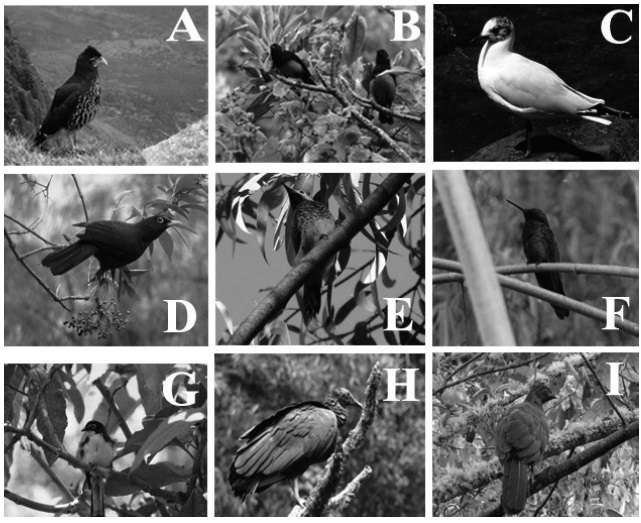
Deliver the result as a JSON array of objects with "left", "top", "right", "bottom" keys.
[{"left": 283, "top": 184, "right": 336, "bottom": 324}]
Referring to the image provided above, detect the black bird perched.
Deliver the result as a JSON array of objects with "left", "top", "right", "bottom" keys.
[
  {"left": 495, "top": 384, "right": 555, "bottom": 515},
  {"left": 369, "top": 49, "right": 396, "bottom": 124},
  {"left": 270, "top": 43, "right": 316, "bottom": 85},
  {"left": 229, "top": 388, "right": 362, "bottom": 503},
  {"left": 283, "top": 184, "right": 336, "bottom": 324},
  {"left": 507, "top": 199, "right": 569, "bottom": 319},
  {"left": 34, "top": 46, "right": 107, "bottom": 149},
  {"left": 77, "top": 420, "right": 117, "bottom": 517},
  {"left": 42, "top": 214, "right": 174, "bottom": 279}
]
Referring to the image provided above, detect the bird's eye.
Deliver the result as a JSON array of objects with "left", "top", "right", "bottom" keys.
[{"left": 157, "top": 217, "right": 164, "bottom": 224}]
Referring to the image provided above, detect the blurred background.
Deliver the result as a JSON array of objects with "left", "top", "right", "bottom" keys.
[
  {"left": 215, "top": 353, "right": 425, "bottom": 517},
  {"left": 433, "top": 170, "right": 639, "bottom": 346}
]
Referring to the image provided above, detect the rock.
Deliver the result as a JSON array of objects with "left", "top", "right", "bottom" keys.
[
  {"left": 466, "top": 118, "right": 639, "bottom": 162},
  {"left": 141, "top": 117, "right": 207, "bottom": 165},
  {"left": 4, "top": 16, "right": 49, "bottom": 139}
]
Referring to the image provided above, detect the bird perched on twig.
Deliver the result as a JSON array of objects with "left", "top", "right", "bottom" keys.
[
  {"left": 476, "top": 17, "right": 632, "bottom": 155},
  {"left": 369, "top": 49, "right": 396, "bottom": 124},
  {"left": 42, "top": 214, "right": 175, "bottom": 280},
  {"left": 229, "top": 388, "right": 362, "bottom": 504},
  {"left": 77, "top": 420, "right": 117, "bottom": 517},
  {"left": 283, "top": 184, "right": 336, "bottom": 325},
  {"left": 270, "top": 43, "right": 316, "bottom": 85},
  {"left": 495, "top": 383, "right": 555, "bottom": 515},
  {"left": 34, "top": 46, "right": 108, "bottom": 149},
  {"left": 507, "top": 199, "right": 569, "bottom": 319}
]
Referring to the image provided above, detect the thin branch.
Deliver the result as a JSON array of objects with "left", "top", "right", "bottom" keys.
[
  {"left": 71, "top": 174, "right": 89, "bottom": 222},
  {"left": 580, "top": 354, "right": 627, "bottom": 426},
  {"left": 4, "top": 214, "right": 54, "bottom": 245},
  {"left": 4, "top": 425, "right": 180, "bottom": 504},
  {"left": 92, "top": 379, "right": 133, "bottom": 439},
  {"left": 339, "top": 76, "right": 424, "bottom": 124},
  {"left": 433, "top": 258, "right": 639, "bottom": 337},
  {"left": 4, "top": 229, "right": 72, "bottom": 311},
  {"left": 27, "top": 441, "right": 75, "bottom": 501},
  {"left": 4, "top": 489, "right": 81, "bottom": 515}
]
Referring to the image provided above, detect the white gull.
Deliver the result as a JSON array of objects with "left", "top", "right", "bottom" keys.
[{"left": 477, "top": 16, "right": 631, "bottom": 155}]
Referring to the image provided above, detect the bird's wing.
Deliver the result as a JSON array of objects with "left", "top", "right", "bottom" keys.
[
  {"left": 496, "top": 403, "right": 548, "bottom": 463},
  {"left": 488, "top": 54, "right": 604, "bottom": 116},
  {"left": 79, "top": 221, "right": 141, "bottom": 254},
  {"left": 234, "top": 404, "right": 336, "bottom": 477},
  {"left": 39, "top": 83, "right": 82, "bottom": 132}
]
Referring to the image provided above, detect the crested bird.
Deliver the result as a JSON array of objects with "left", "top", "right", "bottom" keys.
[
  {"left": 270, "top": 44, "right": 316, "bottom": 85},
  {"left": 42, "top": 214, "right": 174, "bottom": 280},
  {"left": 369, "top": 49, "right": 396, "bottom": 124},
  {"left": 477, "top": 17, "right": 631, "bottom": 155},
  {"left": 34, "top": 46, "right": 108, "bottom": 149},
  {"left": 506, "top": 199, "right": 569, "bottom": 319},
  {"left": 495, "top": 383, "right": 555, "bottom": 515},
  {"left": 77, "top": 420, "right": 117, "bottom": 517},
  {"left": 229, "top": 387, "right": 362, "bottom": 504},
  {"left": 283, "top": 184, "right": 336, "bottom": 325}
]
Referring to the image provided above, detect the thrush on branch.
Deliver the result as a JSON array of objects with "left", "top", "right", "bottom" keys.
[{"left": 283, "top": 184, "right": 336, "bottom": 324}]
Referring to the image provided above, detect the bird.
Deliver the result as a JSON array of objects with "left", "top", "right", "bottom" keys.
[
  {"left": 77, "top": 420, "right": 117, "bottom": 517},
  {"left": 42, "top": 214, "right": 174, "bottom": 280},
  {"left": 369, "top": 49, "right": 396, "bottom": 124},
  {"left": 495, "top": 383, "right": 555, "bottom": 515},
  {"left": 507, "top": 199, "right": 570, "bottom": 319},
  {"left": 283, "top": 184, "right": 336, "bottom": 325},
  {"left": 270, "top": 44, "right": 315, "bottom": 85},
  {"left": 34, "top": 46, "right": 107, "bottom": 149},
  {"left": 477, "top": 17, "right": 631, "bottom": 155},
  {"left": 229, "top": 387, "right": 362, "bottom": 504}
]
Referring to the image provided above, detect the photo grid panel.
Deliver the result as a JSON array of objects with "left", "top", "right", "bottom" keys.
[{"left": 3, "top": 0, "right": 640, "bottom": 520}]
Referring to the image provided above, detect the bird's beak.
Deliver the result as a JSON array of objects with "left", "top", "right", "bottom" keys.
[
  {"left": 471, "top": 33, "right": 489, "bottom": 45},
  {"left": 506, "top": 199, "right": 525, "bottom": 213},
  {"left": 99, "top": 57, "right": 108, "bottom": 66},
  {"left": 353, "top": 399, "right": 364, "bottom": 410}
]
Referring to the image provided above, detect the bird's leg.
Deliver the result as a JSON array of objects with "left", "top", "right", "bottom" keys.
[
  {"left": 525, "top": 120, "right": 533, "bottom": 157},
  {"left": 291, "top": 477, "right": 305, "bottom": 506}
]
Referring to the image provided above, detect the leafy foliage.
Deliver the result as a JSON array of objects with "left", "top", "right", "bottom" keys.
[
  {"left": 215, "top": 173, "right": 425, "bottom": 344},
  {"left": 216, "top": 6, "right": 425, "bottom": 162},
  {"left": 4, "top": 364, "right": 207, "bottom": 517}
]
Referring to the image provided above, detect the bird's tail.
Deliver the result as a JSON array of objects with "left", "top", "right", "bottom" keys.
[
  {"left": 579, "top": 104, "right": 633, "bottom": 125},
  {"left": 42, "top": 243, "right": 94, "bottom": 275},
  {"left": 302, "top": 278, "right": 322, "bottom": 324},
  {"left": 535, "top": 272, "right": 570, "bottom": 320},
  {"left": 502, "top": 458, "right": 529, "bottom": 515}
]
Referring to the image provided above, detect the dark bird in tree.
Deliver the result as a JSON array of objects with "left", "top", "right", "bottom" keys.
[
  {"left": 506, "top": 199, "right": 569, "bottom": 319},
  {"left": 229, "top": 388, "right": 362, "bottom": 504},
  {"left": 369, "top": 49, "right": 396, "bottom": 124},
  {"left": 42, "top": 214, "right": 174, "bottom": 279},
  {"left": 283, "top": 184, "right": 336, "bottom": 325},
  {"left": 495, "top": 383, "right": 555, "bottom": 515},
  {"left": 270, "top": 43, "right": 316, "bottom": 85},
  {"left": 34, "top": 46, "right": 107, "bottom": 149}
]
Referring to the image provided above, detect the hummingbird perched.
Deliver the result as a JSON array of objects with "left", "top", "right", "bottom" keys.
[
  {"left": 283, "top": 184, "right": 336, "bottom": 324},
  {"left": 506, "top": 199, "right": 570, "bottom": 319}
]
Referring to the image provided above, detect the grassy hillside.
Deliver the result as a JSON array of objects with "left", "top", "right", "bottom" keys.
[{"left": 5, "top": 6, "right": 208, "bottom": 148}]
